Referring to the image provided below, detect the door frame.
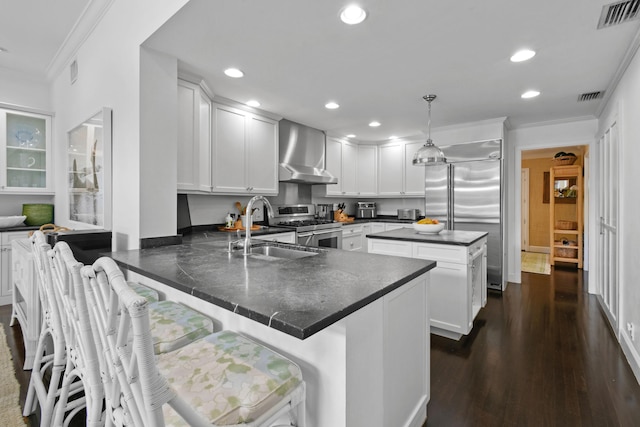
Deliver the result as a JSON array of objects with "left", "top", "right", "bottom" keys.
[{"left": 521, "top": 168, "right": 530, "bottom": 252}]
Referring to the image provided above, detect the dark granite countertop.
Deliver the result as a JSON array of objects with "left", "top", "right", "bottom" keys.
[
  {"left": 366, "top": 228, "right": 488, "bottom": 246},
  {"left": 0, "top": 225, "right": 39, "bottom": 233},
  {"left": 108, "top": 232, "right": 436, "bottom": 340},
  {"left": 342, "top": 215, "right": 417, "bottom": 225},
  {"left": 181, "top": 225, "right": 294, "bottom": 244}
]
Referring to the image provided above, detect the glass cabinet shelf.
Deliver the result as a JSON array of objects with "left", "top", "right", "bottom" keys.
[{"left": 2, "top": 109, "right": 52, "bottom": 192}]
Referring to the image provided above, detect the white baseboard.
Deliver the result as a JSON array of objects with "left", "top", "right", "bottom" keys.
[
  {"left": 621, "top": 331, "right": 640, "bottom": 386},
  {"left": 528, "top": 246, "right": 550, "bottom": 254}
]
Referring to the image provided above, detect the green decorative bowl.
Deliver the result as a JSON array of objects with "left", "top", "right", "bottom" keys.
[{"left": 22, "top": 204, "right": 54, "bottom": 226}]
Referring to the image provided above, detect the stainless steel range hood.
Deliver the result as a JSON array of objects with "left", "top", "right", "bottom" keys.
[{"left": 279, "top": 119, "right": 338, "bottom": 184}]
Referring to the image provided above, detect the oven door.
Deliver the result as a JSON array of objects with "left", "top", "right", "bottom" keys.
[
  {"left": 297, "top": 231, "right": 314, "bottom": 247},
  {"left": 313, "top": 229, "right": 343, "bottom": 249}
]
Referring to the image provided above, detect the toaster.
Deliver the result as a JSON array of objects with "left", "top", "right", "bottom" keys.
[
  {"left": 356, "top": 202, "right": 377, "bottom": 219},
  {"left": 397, "top": 209, "right": 420, "bottom": 220}
]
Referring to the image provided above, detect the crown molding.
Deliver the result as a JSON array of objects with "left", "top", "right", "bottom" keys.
[{"left": 45, "top": 0, "right": 115, "bottom": 81}]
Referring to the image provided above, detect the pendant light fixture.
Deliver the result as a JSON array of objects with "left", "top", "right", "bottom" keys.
[{"left": 413, "top": 94, "right": 446, "bottom": 166}]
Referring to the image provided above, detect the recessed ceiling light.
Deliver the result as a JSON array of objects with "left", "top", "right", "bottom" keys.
[
  {"left": 325, "top": 102, "right": 340, "bottom": 109},
  {"left": 340, "top": 5, "right": 367, "bottom": 25},
  {"left": 369, "top": 121, "right": 381, "bottom": 127},
  {"left": 346, "top": 134, "right": 356, "bottom": 138},
  {"left": 224, "top": 68, "right": 244, "bottom": 78},
  {"left": 389, "top": 136, "right": 398, "bottom": 140},
  {"left": 246, "top": 100, "right": 260, "bottom": 107},
  {"left": 521, "top": 90, "right": 540, "bottom": 99},
  {"left": 510, "top": 49, "right": 536, "bottom": 62}
]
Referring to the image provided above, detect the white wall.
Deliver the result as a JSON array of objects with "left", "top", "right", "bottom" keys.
[
  {"left": 50, "top": 0, "right": 188, "bottom": 249},
  {"left": 0, "top": 69, "right": 54, "bottom": 216},
  {"left": 598, "top": 43, "right": 640, "bottom": 383},
  {"left": 139, "top": 46, "right": 178, "bottom": 239},
  {"left": 507, "top": 119, "right": 598, "bottom": 286},
  {"left": 0, "top": 68, "right": 51, "bottom": 111}
]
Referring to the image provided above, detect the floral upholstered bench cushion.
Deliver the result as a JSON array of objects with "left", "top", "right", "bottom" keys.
[
  {"left": 149, "top": 300, "right": 214, "bottom": 354},
  {"left": 157, "top": 330, "right": 303, "bottom": 425},
  {"left": 128, "top": 281, "right": 159, "bottom": 303}
]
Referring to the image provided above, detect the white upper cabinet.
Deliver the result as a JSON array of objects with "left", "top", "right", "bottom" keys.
[
  {"left": 0, "top": 108, "right": 53, "bottom": 194},
  {"left": 211, "top": 103, "right": 278, "bottom": 195},
  {"left": 246, "top": 114, "right": 278, "bottom": 194},
  {"left": 324, "top": 137, "right": 375, "bottom": 196},
  {"left": 404, "top": 141, "right": 425, "bottom": 195},
  {"left": 378, "top": 142, "right": 404, "bottom": 196},
  {"left": 177, "top": 79, "right": 279, "bottom": 195},
  {"left": 377, "top": 140, "right": 424, "bottom": 197},
  {"left": 325, "top": 136, "right": 357, "bottom": 196},
  {"left": 177, "top": 81, "right": 211, "bottom": 192},
  {"left": 357, "top": 144, "right": 378, "bottom": 196}
]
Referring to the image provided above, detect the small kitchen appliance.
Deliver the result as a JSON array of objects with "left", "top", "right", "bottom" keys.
[
  {"left": 397, "top": 209, "right": 420, "bottom": 220},
  {"left": 270, "top": 204, "right": 342, "bottom": 249},
  {"left": 316, "top": 204, "right": 334, "bottom": 221},
  {"left": 356, "top": 202, "right": 377, "bottom": 219}
]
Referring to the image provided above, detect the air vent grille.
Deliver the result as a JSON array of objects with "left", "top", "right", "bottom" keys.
[
  {"left": 577, "top": 91, "right": 604, "bottom": 102},
  {"left": 598, "top": 0, "right": 640, "bottom": 28}
]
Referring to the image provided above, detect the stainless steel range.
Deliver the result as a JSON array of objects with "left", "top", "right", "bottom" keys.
[{"left": 270, "top": 204, "right": 343, "bottom": 249}]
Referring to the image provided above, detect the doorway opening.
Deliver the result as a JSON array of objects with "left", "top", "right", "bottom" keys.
[{"left": 521, "top": 145, "right": 588, "bottom": 275}]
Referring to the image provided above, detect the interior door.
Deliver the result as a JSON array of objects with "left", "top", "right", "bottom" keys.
[{"left": 598, "top": 122, "right": 619, "bottom": 331}]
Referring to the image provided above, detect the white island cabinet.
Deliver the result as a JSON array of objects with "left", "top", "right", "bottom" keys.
[
  {"left": 368, "top": 229, "right": 488, "bottom": 340},
  {"left": 110, "top": 235, "right": 434, "bottom": 427}
]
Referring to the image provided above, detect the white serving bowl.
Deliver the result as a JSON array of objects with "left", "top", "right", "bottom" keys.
[
  {"left": 0, "top": 215, "right": 27, "bottom": 228},
  {"left": 413, "top": 222, "right": 445, "bottom": 234}
]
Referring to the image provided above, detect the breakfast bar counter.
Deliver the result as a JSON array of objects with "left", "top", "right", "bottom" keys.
[{"left": 108, "top": 232, "right": 435, "bottom": 427}]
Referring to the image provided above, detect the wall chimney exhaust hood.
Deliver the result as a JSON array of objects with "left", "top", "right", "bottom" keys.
[{"left": 279, "top": 119, "right": 338, "bottom": 184}]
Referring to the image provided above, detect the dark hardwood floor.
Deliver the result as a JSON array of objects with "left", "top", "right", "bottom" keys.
[
  {"left": 2, "top": 264, "right": 639, "bottom": 426},
  {"left": 428, "top": 264, "right": 640, "bottom": 426}
]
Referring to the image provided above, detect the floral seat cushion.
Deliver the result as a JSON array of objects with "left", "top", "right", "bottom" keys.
[
  {"left": 128, "top": 281, "right": 159, "bottom": 303},
  {"left": 149, "top": 300, "right": 214, "bottom": 354},
  {"left": 156, "top": 330, "right": 303, "bottom": 425}
]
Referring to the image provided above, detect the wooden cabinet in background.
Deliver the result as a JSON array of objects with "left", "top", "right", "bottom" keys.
[{"left": 549, "top": 165, "right": 583, "bottom": 268}]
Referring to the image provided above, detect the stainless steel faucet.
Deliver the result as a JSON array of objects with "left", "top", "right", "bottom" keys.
[{"left": 243, "top": 195, "right": 274, "bottom": 255}]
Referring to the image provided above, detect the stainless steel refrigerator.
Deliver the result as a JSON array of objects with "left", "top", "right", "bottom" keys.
[{"left": 424, "top": 139, "right": 504, "bottom": 290}]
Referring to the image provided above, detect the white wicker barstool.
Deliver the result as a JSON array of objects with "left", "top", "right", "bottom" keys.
[
  {"left": 23, "top": 232, "right": 75, "bottom": 425},
  {"left": 49, "top": 241, "right": 105, "bottom": 426},
  {"left": 81, "top": 256, "right": 306, "bottom": 427}
]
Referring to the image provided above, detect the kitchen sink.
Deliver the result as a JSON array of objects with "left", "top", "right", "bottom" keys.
[{"left": 229, "top": 241, "right": 326, "bottom": 260}]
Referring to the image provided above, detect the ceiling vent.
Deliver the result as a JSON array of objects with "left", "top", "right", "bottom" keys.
[
  {"left": 577, "top": 91, "right": 604, "bottom": 102},
  {"left": 597, "top": 0, "right": 640, "bottom": 29}
]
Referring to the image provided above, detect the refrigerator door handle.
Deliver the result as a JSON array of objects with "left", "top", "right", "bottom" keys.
[{"left": 447, "top": 164, "right": 455, "bottom": 229}]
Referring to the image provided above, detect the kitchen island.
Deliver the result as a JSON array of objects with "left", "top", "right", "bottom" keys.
[
  {"left": 109, "top": 230, "right": 436, "bottom": 427},
  {"left": 367, "top": 228, "right": 488, "bottom": 340}
]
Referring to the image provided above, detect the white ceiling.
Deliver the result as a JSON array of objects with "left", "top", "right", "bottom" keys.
[
  {"left": 2, "top": 0, "right": 640, "bottom": 142},
  {"left": 0, "top": 0, "right": 88, "bottom": 78}
]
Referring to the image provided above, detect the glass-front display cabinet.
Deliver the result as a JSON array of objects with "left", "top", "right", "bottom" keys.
[{"left": 1, "top": 108, "right": 53, "bottom": 193}]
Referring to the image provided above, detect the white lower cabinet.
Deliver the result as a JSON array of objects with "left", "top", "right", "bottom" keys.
[
  {"left": 10, "top": 239, "right": 40, "bottom": 369},
  {"left": 342, "top": 224, "right": 363, "bottom": 251},
  {"left": 1, "top": 231, "right": 29, "bottom": 306},
  {"left": 252, "top": 231, "right": 296, "bottom": 244},
  {"left": 368, "top": 236, "right": 487, "bottom": 340}
]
